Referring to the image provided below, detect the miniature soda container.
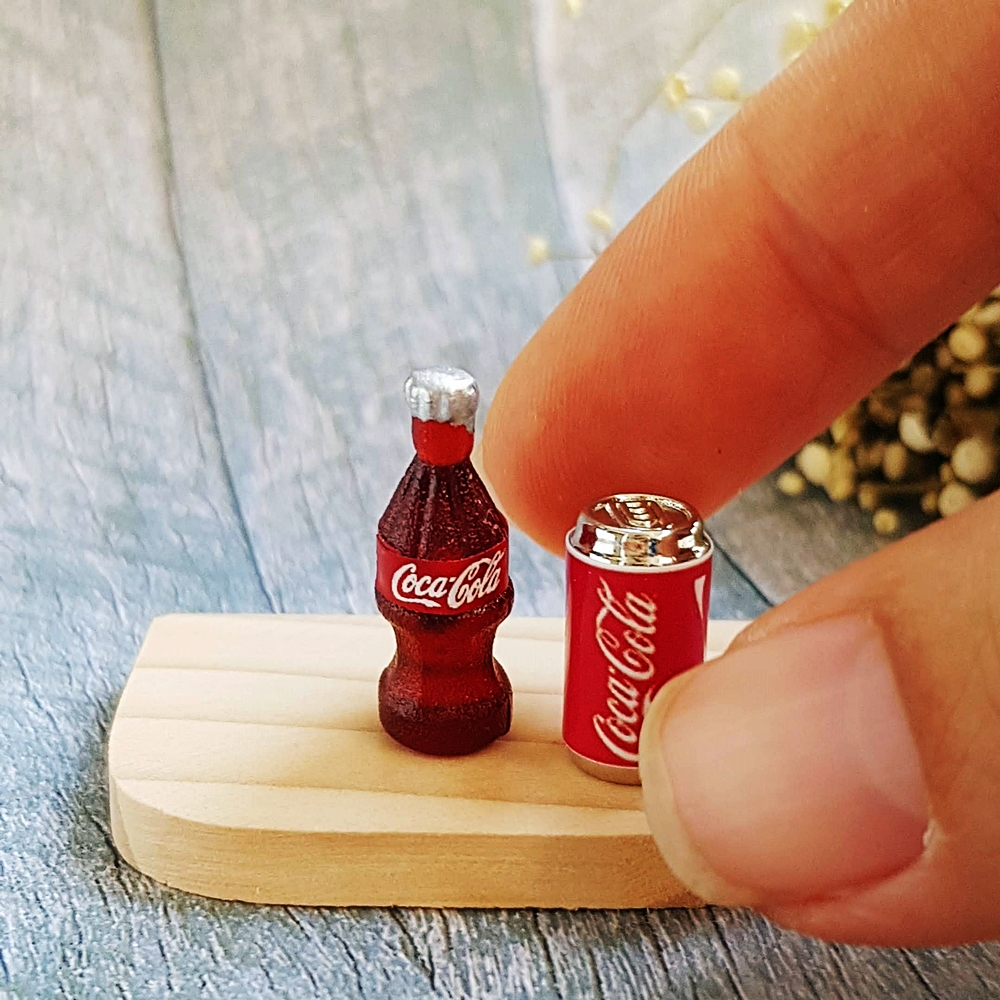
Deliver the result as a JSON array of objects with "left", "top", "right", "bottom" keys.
[
  {"left": 375, "top": 367, "right": 513, "bottom": 755},
  {"left": 563, "top": 494, "right": 713, "bottom": 783}
]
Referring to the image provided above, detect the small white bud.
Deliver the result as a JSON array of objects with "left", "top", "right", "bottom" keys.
[
  {"left": 824, "top": 0, "right": 847, "bottom": 25},
  {"left": 951, "top": 437, "right": 997, "bottom": 485},
  {"left": 660, "top": 73, "right": 689, "bottom": 110},
  {"left": 586, "top": 208, "right": 613, "bottom": 233},
  {"left": 898, "top": 411, "right": 935, "bottom": 454},
  {"left": 776, "top": 469, "right": 807, "bottom": 496},
  {"left": 683, "top": 104, "right": 713, "bottom": 134},
  {"left": 782, "top": 16, "right": 821, "bottom": 64},
  {"left": 824, "top": 450, "right": 856, "bottom": 501},
  {"left": 964, "top": 365, "right": 997, "bottom": 400},
  {"left": 857, "top": 483, "right": 879, "bottom": 512},
  {"left": 709, "top": 66, "right": 742, "bottom": 102},
  {"left": 882, "top": 441, "right": 915, "bottom": 482},
  {"left": 938, "top": 482, "right": 977, "bottom": 517},
  {"left": 526, "top": 236, "right": 550, "bottom": 265},
  {"left": 830, "top": 405, "right": 861, "bottom": 445},
  {"left": 563, "top": 0, "right": 583, "bottom": 17},
  {"left": 872, "top": 508, "right": 900, "bottom": 536},
  {"left": 949, "top": 322, "right": 988, "bottom": 362},
  {"left": 795, "top": 441, "right": 832, "bottom": 486},
  {"left": 972, "top": 300, "right": 1000, "bottom": 327}
]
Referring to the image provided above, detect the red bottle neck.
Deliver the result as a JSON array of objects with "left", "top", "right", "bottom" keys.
[{"left": 412, "top": 417, "right": 474, "bottom": 465}]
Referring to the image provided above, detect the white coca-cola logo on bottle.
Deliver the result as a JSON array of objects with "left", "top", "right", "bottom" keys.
[
  {"left": 591, "top": 578, "right": 657, "bottom": 764},
  {"left": 391, "top": 549, "right": 505, "bottom": 610}
]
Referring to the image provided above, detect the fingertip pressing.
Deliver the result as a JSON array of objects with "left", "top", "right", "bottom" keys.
[{"left": 480, "top": 366, "right": 571, "bottom": 554}]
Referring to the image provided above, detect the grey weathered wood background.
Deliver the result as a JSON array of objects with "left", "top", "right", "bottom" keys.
[{"left": 2, "top": 0, "right": 997, "bottom": 996}]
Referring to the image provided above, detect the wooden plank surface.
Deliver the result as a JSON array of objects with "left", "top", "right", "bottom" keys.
[
  {"left": 0, "top": 1, "right": 272, "bottom": 996},
  {"left": 2, "top": 0, "right": 999, "bottom": 995},
  {"left": 109, "top": 616, "right": 752, "bottom": 909}
]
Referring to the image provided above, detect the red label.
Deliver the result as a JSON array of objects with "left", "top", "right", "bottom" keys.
[
  {"left": 562, "top": 546, "right": 712, "bottom": 770},
  {"left": 376, "top": 536, "right": 508, "bottom": 616}
]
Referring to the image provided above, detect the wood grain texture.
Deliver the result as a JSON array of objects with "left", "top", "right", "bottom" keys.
[
  {"left": 0, "top": 1, "right": 271, "bottom": 995},
  {"left": 109, "top": 616, "right": 752, "bottom": 908},
  {"left": 2, "top": 0, "right": 999, "bottom": 994}
]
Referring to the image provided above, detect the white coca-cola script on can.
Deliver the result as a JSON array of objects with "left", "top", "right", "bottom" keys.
[{"left": 563, "top": 494, "right": 712, "bottom": 784}]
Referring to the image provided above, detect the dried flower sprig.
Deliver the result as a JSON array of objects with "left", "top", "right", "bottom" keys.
[
  {"left": 780, "top": 286, "right": 1000, "bottom": 534},
  {"left": 528, "top": 1, "right": 854, "bottom": 259}
]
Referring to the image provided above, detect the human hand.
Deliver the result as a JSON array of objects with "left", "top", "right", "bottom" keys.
[{"left": 481, "top": 0, "right": 1000, "bottom": 947}]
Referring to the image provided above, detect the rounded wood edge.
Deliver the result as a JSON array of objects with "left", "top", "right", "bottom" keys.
[{"left": 109, "top": 779, "right": 697, "bottom": 909}]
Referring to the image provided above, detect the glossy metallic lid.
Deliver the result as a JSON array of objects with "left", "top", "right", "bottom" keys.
[
  {"left": 404, "top": 367, "right": 479, "bottom": 432},
  {"left": 567, "top": 493, "right": 712, "bottom": 567}
]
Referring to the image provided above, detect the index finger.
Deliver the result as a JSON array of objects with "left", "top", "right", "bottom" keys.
[{"left": 482, "top": 0, "right": 1000, "bottom": 554}]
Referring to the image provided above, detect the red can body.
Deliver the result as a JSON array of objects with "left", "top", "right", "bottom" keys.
[{"left": 562, "top": 495, "right": 713, "bottom": 783}]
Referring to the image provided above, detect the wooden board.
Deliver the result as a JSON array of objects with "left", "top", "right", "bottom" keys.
[{"left": 109, "top": 614, "right": 748, "bottom": 908}]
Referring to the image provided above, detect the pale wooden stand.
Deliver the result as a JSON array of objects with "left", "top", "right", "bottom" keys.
[{"left": 108, "top": 615, "right": 747, "bottom": 909}]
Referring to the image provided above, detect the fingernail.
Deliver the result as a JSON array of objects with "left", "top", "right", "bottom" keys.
[{"left": 639, "top": 618, "right": 929, "bottom": 906}]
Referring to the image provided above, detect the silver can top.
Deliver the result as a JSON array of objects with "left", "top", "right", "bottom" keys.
[
  {"left": 567, "top": 493, "right": 712, "bottom": 568},
  {"left": 404, "top": 367, "right": 479, "bottom": 432}
]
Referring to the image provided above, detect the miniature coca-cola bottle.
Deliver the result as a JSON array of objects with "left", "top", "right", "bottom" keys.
[{"left": 375, "top": 367, "right": 513, "bottom": 755}]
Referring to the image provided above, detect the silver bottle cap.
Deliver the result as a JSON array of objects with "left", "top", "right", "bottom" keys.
[
  {"left": 404, "top": 367, "right": 479, "bottom": 432},
  {"left": 568, "top": 493, "right": 712, "bottom": 568}
]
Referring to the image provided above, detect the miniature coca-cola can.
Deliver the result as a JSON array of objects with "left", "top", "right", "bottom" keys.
[{"left": 563, "top": 494, "right": 713, "bottom": 784}]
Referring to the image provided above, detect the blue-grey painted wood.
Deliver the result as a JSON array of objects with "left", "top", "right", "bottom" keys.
[
  {"left": 0, "top": 0, "right": 272, "bottom": 994},
  {"left": 1, "top": 0, "right": 998, "bottom": 996}
]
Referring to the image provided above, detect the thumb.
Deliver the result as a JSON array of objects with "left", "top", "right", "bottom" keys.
[{"left": 639, "top": 489, "right": 1000, "bottom": 947}]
